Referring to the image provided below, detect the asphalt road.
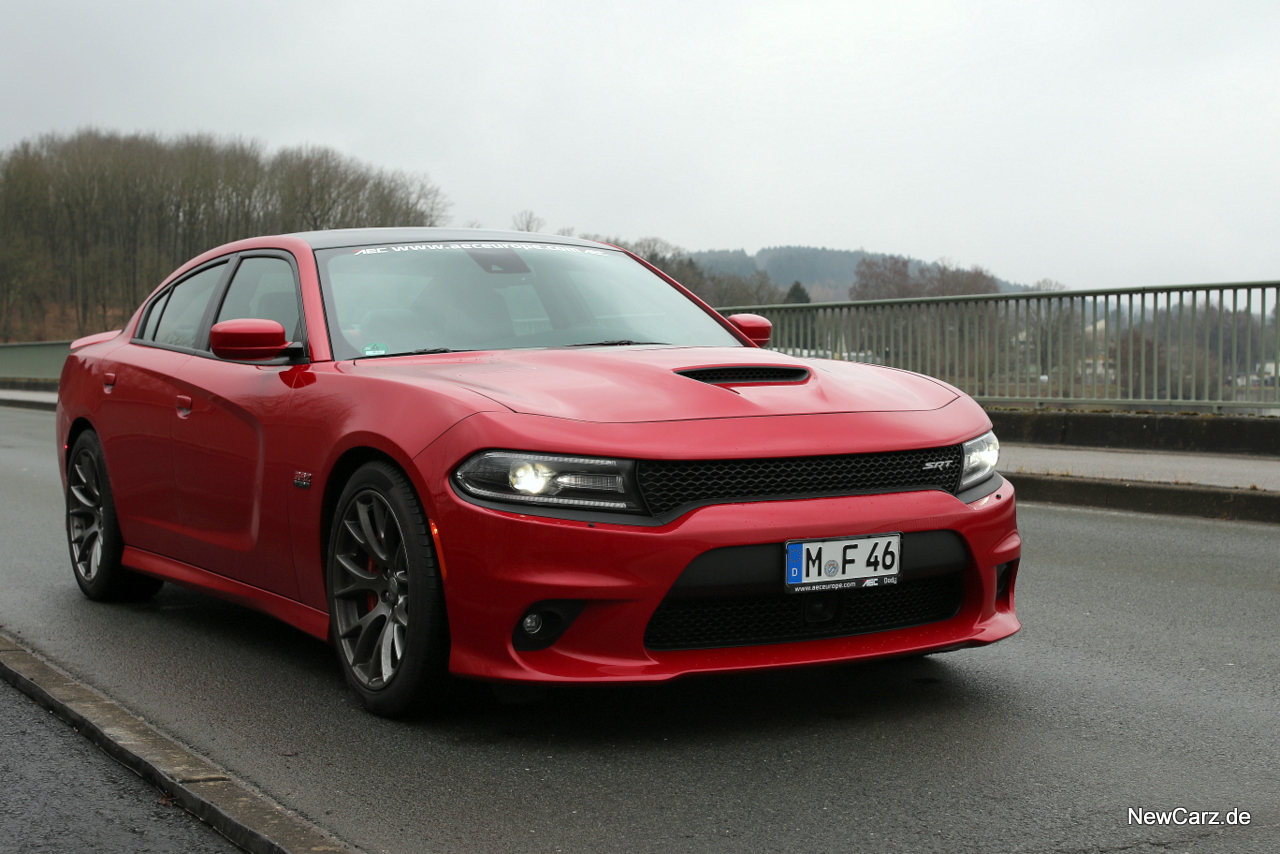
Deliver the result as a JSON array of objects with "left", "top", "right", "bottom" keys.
[
  {"left": 2, "top": 406, "right": 1277, "bottom": 854},
  {"left": 0, "top": 676, "right": 241, "bottom": 854}
]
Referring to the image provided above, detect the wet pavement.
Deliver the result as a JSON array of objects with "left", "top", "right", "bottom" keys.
[{"left": 0, "top": 677, "right": 242, "bottom": 854}]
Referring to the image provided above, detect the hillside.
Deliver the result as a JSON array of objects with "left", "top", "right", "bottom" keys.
[{"left": 691, "top": 246, "right": 1026, "bottom": 302}]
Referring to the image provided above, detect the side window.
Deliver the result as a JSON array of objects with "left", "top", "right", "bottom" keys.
[
  {"left": 214, "top": 257, "right": 302, "bottom": 342},
  {"left": 150, "top": 263, "right": 227, "bottom": 349},
  {"left": 138, "top": 290, "right": 172, "bottom": 341}
]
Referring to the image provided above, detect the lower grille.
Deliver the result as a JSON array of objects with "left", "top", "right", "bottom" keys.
[{"left": 644, "top": 573, "right": 964, "bottom": 650}]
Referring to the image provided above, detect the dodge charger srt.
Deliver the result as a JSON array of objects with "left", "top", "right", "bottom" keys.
[{"left": 57, "top": 228, "right": 1020, "bottom": 717}]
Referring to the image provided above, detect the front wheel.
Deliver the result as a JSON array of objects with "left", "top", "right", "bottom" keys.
[
  {"left": 65, "top": 430, "right": 164, "bottom": 601},
  {"left": 327, "top": 461, "right": 450, "bottom": 717}
]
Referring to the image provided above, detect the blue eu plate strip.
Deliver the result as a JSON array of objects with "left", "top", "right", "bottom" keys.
[{"left": 786, "top": 542, "right": 802, "bottom": 585}]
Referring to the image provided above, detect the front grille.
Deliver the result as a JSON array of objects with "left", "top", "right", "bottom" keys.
[
  {"left": 636, "top": 445, "right": 964, "bottom": 516},
  {"left": 677, "top": 366, "right": 810, "bottom": 385},
  {"left": 644, "top": 573, "right": 964, "bottom": 650}
]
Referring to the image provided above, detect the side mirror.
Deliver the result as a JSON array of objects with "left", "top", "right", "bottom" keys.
[
  {"left": 726, "top": 313, "right": 772, "bottom": 347},
  {"left": 209, "top": 318, "right": 292, "bottom": 361}
]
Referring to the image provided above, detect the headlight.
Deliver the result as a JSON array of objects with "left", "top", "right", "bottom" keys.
[
  {"left": 960, "top": 430, "right": 1000, "bottom": 489},
  {"left": 454, "top": 451, "right": 646, "bottom": 512}
]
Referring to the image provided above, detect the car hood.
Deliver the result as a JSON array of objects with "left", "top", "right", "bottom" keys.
[{"left": 353, "top": 347, "right": 958, "bottom": 424}]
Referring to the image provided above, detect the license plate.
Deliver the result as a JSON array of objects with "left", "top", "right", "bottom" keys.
[{"left": 785, "top": 533, "right": 901, "bottom": 592}]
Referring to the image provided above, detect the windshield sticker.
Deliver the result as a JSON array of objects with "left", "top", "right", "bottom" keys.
[
  {"left": 353, "top": 243, "right": 607, "bottom": 256},
  {"left": 362, "top": 343, "right": 388, "bottom": 356}
]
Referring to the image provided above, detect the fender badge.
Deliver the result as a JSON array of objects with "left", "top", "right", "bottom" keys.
[{"left": 293, "top": 471, "right": 313, "bottom": 489}]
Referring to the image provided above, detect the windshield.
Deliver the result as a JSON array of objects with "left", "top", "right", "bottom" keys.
[{"left": 315, "top": 241, "right": 742, "bottom": 359}]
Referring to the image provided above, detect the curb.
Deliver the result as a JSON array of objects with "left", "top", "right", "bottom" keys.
[
  {"left": 0, "top": 396, "right": 56, "bottom": 412},
  {"left": 1007, "top": 473, "right": 1280, "bottom": 524},
  {"left": 988, "top": 409, "right": 1280, "bottom": 456},
  {"left": 0, "top": 630, "right": 355, "bottom": 854}
]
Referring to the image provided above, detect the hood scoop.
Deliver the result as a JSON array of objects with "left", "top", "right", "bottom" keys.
[{"left": 676, "top": 366, "right": 811, "bottom": 386}]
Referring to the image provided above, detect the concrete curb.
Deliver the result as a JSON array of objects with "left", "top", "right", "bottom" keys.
[
  {"left": 0, "top": 630, "right": 356, "bottom": 854},
  {"left": 0, "top": 396, "right": 56, "bottom": 412},
  {"left": 1007, "top": 473, "right": 1280, "bottom": 524},
  {"left": 989, "top": 409, "right": 1280, "bottom": 456}
]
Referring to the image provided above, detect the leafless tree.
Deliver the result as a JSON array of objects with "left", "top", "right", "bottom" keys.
[
  {"left": 0, "top": 129, "right": 450, "bottom": 339},
  {"left": 511, "top": 210, "right": 545, "bottom": 232}
]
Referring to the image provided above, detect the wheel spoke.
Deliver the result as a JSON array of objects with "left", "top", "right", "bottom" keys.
[
  {"left": 72, "top": 457, "right": 100, "bottom": 504},
  {"left": 356, "top": 498, "right": 389, "bottom": 563},
  {"left": 344, "top": 602, "right": 388, "bottom": 664},
  {"left": 334, "top": 551, "right": 383, "bottom": 591},
  {"left": 68, "top": 503, "right": 97, "bottom": 522},
  {"left": 83, "top": 457, "right": 99, "bottom": 499},
  {"left": 69, "top": 483, "right": 96, "bottom": 509},
  {"left": 378, "top": 618, "right": 397, "bottom": 683},
  {"left": 72, "top": 520, "right": 100, "bottom": 550},
  {"left": 88, "top": 534, "right": 102, "bottom": 579},
  {"left": 343, "top": 515, "right": 367, "bottom": 548}
]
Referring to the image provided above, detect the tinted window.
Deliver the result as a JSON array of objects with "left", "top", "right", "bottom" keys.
[
  {"left": 214, "top": 256, "right": 301, "bottom": 341},
  {"left": 315, "top": 242, "right": 740, "bottom": 360},
  {"left": 138, "top": 290, "right": 171, "bottom": 341},
  {"left": 151, "top": 263, "right": 226, "bottom": 349}
]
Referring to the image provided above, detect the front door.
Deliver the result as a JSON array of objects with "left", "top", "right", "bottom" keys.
[{"left": 168, "top": 254, "right": 304, "bottom": 598}]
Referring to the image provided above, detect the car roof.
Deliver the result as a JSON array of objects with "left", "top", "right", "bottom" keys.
[{"left": 286, "top": 227, "right": 614, "bottom": 251}]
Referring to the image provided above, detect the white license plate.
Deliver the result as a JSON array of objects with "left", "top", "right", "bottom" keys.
[{"left": 785, "top": 533, "right": 901, "bottom": 592}]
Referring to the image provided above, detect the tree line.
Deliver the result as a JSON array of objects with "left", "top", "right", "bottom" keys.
[
  {"left": 0, "top": 129, "right": 448, "bottom": 341},
  {"left": 577, "top": 235, "right": 798, "bottom": 308}
]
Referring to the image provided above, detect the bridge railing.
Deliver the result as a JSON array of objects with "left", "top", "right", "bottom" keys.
[
  {"left": 721, "top": 281, "right": 1280, "bottom": 413},
  {"left": 0, "top": 340, "right": 72, "bottom": 384}
]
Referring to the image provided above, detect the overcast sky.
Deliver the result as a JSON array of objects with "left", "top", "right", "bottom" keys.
[{"left": 3, "top": 1, "right": 1278, "bottom": 289}]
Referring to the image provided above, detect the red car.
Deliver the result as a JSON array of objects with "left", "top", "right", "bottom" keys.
[{"left": 57, "top": 229, "right": 1020, "bottom": 717}]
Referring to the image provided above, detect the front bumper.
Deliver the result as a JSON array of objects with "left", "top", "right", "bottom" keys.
[{"left": 428, "top": 473, "right": 1020, "bottom": 683}]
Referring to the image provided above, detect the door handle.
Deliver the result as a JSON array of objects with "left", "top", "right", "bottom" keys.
[
  {"left": 103, "top": 372, "right": 116, "bottom": 393},
  {"left": 175, "top": 394, "right": 192, "bottom": 417}
]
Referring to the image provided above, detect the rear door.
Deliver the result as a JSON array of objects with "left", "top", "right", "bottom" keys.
[
  {"left": 168, "top": 252, "right": 305, "bottom": 598},
  {"left": 95, "top": 260, "right": 229, "bottom": 557}
]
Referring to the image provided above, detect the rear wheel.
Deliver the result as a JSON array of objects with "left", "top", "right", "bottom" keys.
[
  {"left": 65, "top": 431, "right": 164, "bottom": 601},
  {"left": 327, "top": 461, "right": 449, "bottom": 717}
]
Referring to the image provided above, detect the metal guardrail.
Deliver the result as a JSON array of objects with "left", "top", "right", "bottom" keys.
[
  {"left": 723, "top": 281, "right": 1280, "bottom": 413},
  {"left": 0, "top": 340, "right": 72, "bottom": 382},
  {"left": 6, "top": 282, "right": 1280, "bottom": 413}
]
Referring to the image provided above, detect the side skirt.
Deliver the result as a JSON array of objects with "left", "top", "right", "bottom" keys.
[{"left": 121, "top": 547, "right": 331, "bottom": 642}]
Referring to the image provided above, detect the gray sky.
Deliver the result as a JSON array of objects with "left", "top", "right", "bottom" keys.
[{"left": 3, "top": 0, "right": 1278, "bottom": 290}]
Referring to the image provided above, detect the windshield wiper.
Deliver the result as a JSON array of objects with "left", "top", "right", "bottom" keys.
[
  {"left": 411, "top": 347, "right": 475, "bottom": 354},
  {"left": 565, "top": 340, "right": 667, "bottom": 348}
]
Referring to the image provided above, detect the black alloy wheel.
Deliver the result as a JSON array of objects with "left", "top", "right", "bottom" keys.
[
  {"left": 328, "top": 461, "right": 449, "bottom": 717},
  {"left": 65, "top": 431, "right": 163, "bottom": 601}
]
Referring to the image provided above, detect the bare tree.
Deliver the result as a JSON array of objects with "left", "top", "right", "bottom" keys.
[
  {"left": 511, "top": 210, "right": 546, "bottom": 232},
  {"left": 0, "top": 129, "right": 451, "bottom": 339}
]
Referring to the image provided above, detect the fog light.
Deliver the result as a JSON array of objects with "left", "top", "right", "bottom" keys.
[{"left": 512, "top": 600, "right": 585, "bottom": 652}]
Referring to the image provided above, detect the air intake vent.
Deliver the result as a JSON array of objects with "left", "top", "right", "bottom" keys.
[
  {"left": 676, "top": 366, "right": 809, "bottom": 385},
  {"left": 636, "top": 445, "right": 965, "bottom": 517}
]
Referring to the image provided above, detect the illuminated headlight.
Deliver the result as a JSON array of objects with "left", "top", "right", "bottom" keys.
[
  {"left": 454, "top": 451, "right": 645, "bottom": 512},
  {"left": 960, "top": 430, "right": 1000, "bottom": 489}
]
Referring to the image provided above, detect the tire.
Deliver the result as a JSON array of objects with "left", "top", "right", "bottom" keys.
[
  {"left": 327, "top": 461, "right": 450, "bottom": 717},
  {"left": 65, "top": 431, "right": 164, "bottom": 602}
]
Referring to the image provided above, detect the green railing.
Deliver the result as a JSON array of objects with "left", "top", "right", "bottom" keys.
[{"left": 722, "top": 281, "right": 1280, "bottom": 413}]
